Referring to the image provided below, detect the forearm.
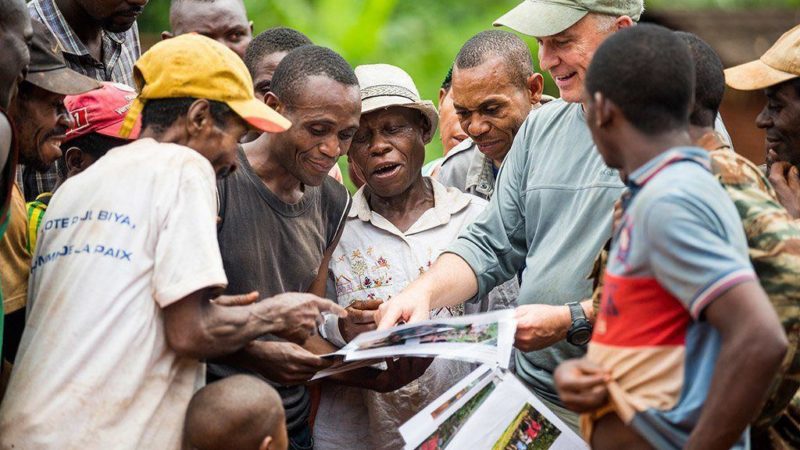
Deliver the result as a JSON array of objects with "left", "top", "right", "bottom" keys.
[
  {"left": 305, "top": 334, "right": 338, "bottom": 355},
  {"left": 165, "top": 291, "right": 296, "bottom": 360},
  {"left": 415, "top": 253, "right": 478, "bottom": 310},
  {"left": 686, "top": 327, "right": 786, "bottom": 449}
]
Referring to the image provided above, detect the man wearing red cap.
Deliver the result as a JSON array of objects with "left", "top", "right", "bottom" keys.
[{"left": 25, "top": 82, "right": 141, "bottom": 255}]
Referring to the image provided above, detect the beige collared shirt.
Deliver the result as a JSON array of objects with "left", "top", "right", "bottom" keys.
[{"left": 315, "top": 178, "right": 518, "bottom": 450}]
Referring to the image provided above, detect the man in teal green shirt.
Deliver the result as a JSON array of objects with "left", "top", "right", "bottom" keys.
[{"left": 377, "top": 0, "right": 643, "bottom": 429}]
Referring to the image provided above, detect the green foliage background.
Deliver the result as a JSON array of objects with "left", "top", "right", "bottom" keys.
[{"left": 137, "top": 0, "right": 799, "bottom": 189}]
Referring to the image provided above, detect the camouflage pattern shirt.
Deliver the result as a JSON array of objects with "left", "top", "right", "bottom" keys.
[{"left": 701, "top": 132, "right": 800, "bottom": 438}]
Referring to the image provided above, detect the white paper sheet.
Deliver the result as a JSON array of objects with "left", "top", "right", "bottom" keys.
[
  {"left": 400, "top": 365, "right": 589, "bottom": 450},
  {"left": 333, "top": 310, "right": 516, "bottom": 368}
]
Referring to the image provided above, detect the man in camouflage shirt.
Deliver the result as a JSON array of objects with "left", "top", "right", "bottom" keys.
[{"left": 724, "top": 25, "right": 800, "bottom": 448}]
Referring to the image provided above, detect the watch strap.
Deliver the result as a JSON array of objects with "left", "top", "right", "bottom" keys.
[{"left": 567, "top": 302, "right": 584, "bottom": 324}]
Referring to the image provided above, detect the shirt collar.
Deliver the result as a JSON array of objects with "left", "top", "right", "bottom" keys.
[
  {"left": 349, "top": 177, "right": 472, "bottom": 233},
  {"left": 461, "top": 140, "right": 496, "bottom": 196},
  {"left": 34, "top": 0, "right": 126, "bottom": 56},
  {"left": 626, "top": 147, "right": 711, "bottom": 189}
]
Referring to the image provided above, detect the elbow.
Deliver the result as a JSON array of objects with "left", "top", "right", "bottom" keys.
[
  {"left": 748, "top": 327, "right": 788, "bottom": 371},
  {"left": 165, "top": 327, "right": 207, "bottom": 360},
  {"left": 768, "top": 329, "right": 789, "bottom": 367}
]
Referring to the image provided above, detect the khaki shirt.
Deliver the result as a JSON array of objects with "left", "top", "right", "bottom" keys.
[{"left": 0, "top": 184, "right": 30, "bottom": 314}]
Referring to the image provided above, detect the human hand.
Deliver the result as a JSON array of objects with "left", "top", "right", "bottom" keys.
[
  {"left": 370, "top": 357, "right": 433, "bottom": 393},
  {"left": 513, "top": 304, "right": 572, "bottom": 352},
  {"left": 245, "top": 340, "right": 333, "bottom": 385},
  {"left": 255, "top": 293, "right": 347, "bottom": 344},
  {"left": 375, "top": 292, "right": 431, "bottom": 330},
  {"left": 554, "top": 358, "right": 610, "bottom": 413},
  {"left": 768, "top": 151, "right": 800, "bottom": 219},
  {"left": 340, "top": 299, "right": 382, "bottom": 342}
]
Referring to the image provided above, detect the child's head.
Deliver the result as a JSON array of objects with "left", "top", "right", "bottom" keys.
[
  {"left": 62, "top": 82, "right": 140, "bottom": 177},
  {"left": 184, "top": 375, "right": 287, "bottom": 450}
]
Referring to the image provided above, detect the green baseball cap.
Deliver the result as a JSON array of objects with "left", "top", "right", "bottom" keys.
[{"left": 494, "top": 0, "right": 644, "bottom": 38}]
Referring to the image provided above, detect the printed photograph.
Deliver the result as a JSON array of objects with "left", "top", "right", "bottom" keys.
[
  {"left": 415, "top": 381, "right": 497, "bottom": 450},
  {"left": 356, "top": 321, "right": 498, "bottom": 351},
  {"left": 430, "top": 369, "right": 494, "bottom": 419},
  {"left": 418, "top": 323, "right": 498, "bottom": 345},
  {"left": 356, "top": 324, "right": 454, "bottom": 350},
  {"left": 492, "top": 403, "right": 561, "bottom": 450}
]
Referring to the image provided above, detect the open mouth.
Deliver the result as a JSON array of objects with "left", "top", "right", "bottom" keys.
[
  {"left": 45, "top": 135, "right": 65, "bottom": 154},
  {"left": 554, "top": 72, "right": 577, "bottom": 86},
  {"left": 475, "top": 140, "right": 501, "bottom": 153},
  {"left": 371, "top": 162, "right": 402, "bottom": 179}
]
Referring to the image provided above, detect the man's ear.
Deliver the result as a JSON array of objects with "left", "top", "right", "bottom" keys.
[
  {"left": 592, "top": 91, "right": 614, "bottom": 129},
  {"left": 64, "top": 146, "right": 85, "bottom": 176},
  {"left": 527, "top": 73, "right": 544, "bottom": 105},
  {"left": 616, "top": 16, "right": 635, "bottom": 31},
  {"left": 258, "top": 436, "right": 272, "bottom": 450},
  {"left": 421, "top": 116, "right": 434, "bottom": 144},
  {"left": 249, "top": 21, "right": 254, "bottom": 34},
  {"left": 265, "top": 92, "right": 283, "bottom": 114},
  {"left": 438, "top": 87, "right": 447, "bottom": 108},
  {"left": 186, "top": 99, "right": 213, "bottom": 137},
  {"left": 161, "top": 31, "right": 173, "bottom": 41}
]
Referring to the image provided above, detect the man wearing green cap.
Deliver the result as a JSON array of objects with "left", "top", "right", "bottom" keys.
[
  {"left": 377, "top": 0, "right": 646, "bottom": 429},
  {"left": 0, "top": 34, "right": 345, "bottom": 450}
]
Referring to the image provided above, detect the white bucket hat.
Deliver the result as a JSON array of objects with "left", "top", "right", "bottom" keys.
[{"left": 355, "top": 64, "right": 439, "bottom": 144}]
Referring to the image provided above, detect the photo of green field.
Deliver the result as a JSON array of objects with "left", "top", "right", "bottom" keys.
[{"left": 491, "top": 403, "right": 561, "bottom": 450}]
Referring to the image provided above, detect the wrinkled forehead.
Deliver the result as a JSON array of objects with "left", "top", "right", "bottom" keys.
[
  {"left": 171, "top": 0, "right": 249, "bottom": 29},
  {"left": 451, "top": 61, "right": 521, "bottom": 107},
  {"left": 766, "top": 78, "right": 800, "bottom": 101}
]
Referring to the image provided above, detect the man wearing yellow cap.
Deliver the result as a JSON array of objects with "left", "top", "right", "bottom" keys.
[
  {"left": 726, "top": 24, "right": 800, "bottom": 221},
  {"left": 0, "top": 34, "right": 346, "bottom": 450}
]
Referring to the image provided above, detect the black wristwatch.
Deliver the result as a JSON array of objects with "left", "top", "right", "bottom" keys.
[{"left": 566, "top": 302, "right": 593, "bottom": 346}]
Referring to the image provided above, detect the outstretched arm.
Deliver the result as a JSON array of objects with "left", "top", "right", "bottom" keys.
[
  {"left": 163, "top": 288, "right": 345, "bottom": 360},
  {"left": 376, "top": 253, "right": 478, "bottom": 328}
]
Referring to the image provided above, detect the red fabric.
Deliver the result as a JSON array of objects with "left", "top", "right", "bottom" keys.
[
  {"left": 64, "top": 82, "right": 140, "bottom": 141},
  {"left": 593, "top": 272, "right": 691, "bottom": 347}
]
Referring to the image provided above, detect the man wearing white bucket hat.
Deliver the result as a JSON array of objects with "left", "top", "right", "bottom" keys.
[
  {"left": 377, "top": 0, "right": 647, "bottom": 430},
  {"left": 315, "top": 63, "right": 518, "bottom": 450}
]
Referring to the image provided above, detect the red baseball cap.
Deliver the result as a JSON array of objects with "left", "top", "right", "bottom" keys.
[{"left": 64, "top": 82, "right": 141, "bottom": 143}]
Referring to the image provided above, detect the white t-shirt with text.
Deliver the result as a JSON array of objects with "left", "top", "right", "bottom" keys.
[{"left": 0, "top": 138, "right": 228, "bottom": 449}]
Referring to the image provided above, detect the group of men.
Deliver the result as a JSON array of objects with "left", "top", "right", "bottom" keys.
[{"left": 0, "top": 0, "right": 800, "bottom": 449}]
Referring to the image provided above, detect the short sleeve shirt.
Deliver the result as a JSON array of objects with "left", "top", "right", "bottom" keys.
[
  {"left": 0, "top": 139, "right": 227, "bottom": 450},
  {"left": 587, "top": 147, "right": 756, "bottom": 450}
]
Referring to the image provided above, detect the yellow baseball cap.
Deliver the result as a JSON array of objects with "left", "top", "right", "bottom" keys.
[
  {"left": 119, "top": 33, "right": 291, "bottom": 137},
  {"left": 725, "top": 24, "right": 800, "bottom": 91}
]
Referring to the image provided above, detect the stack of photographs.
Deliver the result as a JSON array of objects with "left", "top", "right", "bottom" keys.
[
  {"left": 399, "top": 365, "right": 588, "bottom": 450},
  {"left": 313, "top": 310, "right": 516, "bottom": 380}
]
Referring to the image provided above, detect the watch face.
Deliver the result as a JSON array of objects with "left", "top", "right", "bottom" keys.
[{"left": 570, "top": 329, "right": 592, "bottom": 346}]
